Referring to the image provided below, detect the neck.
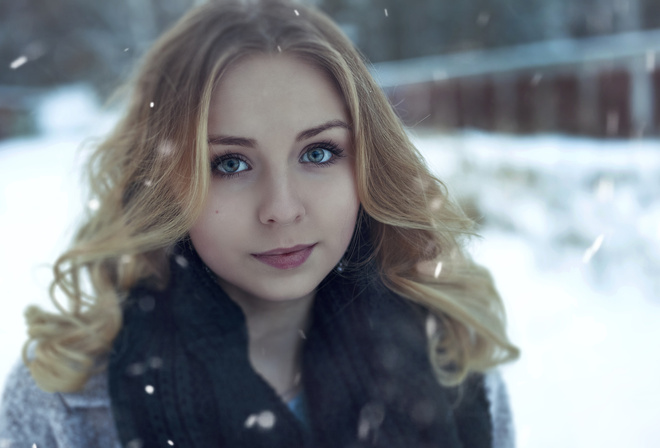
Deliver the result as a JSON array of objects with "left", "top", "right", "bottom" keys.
[{"left": 218, "top": 280, "right": 315, "bottom": 400}]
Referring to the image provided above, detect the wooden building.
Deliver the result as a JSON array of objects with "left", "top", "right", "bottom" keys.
[{"left": 373, "top": 29, "right": 660, "bottom": 138}]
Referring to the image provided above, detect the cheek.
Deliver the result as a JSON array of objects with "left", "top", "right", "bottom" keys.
[
  {"left": 202, "top": 188, "right": 239, "bottom": 220},
  {"left": 189, "top": 215, "right": 220, "bottom": 250},
  {"left": 189, "top": 191, "right": 243, "bottom": 246},
  {"left": 206, "top": 180, "right": 258, "bottom": 221},
  {"left": 324, "top": 173, "right": 360, "bottom": 242}
]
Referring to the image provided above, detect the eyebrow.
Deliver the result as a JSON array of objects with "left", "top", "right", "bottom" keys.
[{"left": 207, "top": 119, "right": 350, "bottom": 147}]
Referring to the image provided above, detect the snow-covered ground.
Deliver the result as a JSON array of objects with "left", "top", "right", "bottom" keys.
[
  {"left": 411, "top": 131, "right": 660, "bottom": 448},
  {"left": 0, "top": 86, "right": 117, "bottom": 389},
  {"left": 1, "top": 87, "right": 659, "bottom": 447}
]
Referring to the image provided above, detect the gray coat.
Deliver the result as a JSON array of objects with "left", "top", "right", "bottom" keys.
[{"left": 0, "top": 360, "right": 515, "bottom": 447}]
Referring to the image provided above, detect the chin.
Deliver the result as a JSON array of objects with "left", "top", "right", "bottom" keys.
[
  {"left": 252, "top": 281, "right": 319, "bottom": 303},
  {"left": 217, "top": 273, "right": 323, "bottom": 305}
]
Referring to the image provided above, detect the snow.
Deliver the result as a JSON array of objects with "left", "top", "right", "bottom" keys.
[
  {"left": 35, "top": 84, "right": 101, "bottom": 135},
  {"left": 410, "top": 130, "right": 660, "bottom": 447},
  {"left": 9, "top": 56, "right": 28, "bottom": 70},
  {"left": 0, "top": 86, "right": 116, "bottom": 394},
  {"left": 1, "top": 88, "right": 659, "bottom": 446}
]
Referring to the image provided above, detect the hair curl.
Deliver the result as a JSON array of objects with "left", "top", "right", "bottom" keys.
[{"left": 24, "top": 0, "right": 518, "bottom": 393}]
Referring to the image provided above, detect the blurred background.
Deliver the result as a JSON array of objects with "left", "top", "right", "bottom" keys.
[{"left": 1, "top": 0, "right": 659, "bottom": 446}]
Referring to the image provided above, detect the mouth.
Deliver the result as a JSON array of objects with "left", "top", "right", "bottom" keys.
[{"left": 252, "top": 244, "right": 316, "bottom": 270}]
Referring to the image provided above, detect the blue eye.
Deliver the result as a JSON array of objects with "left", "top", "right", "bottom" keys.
[
  {"left": 300, "top": 141, "right": 344, "bottom": 165},
  {"left": 211, "top": 155, "right": 249, "bottom": 177},
  {"left": 302, "top": 148, "right": 333, "bottom": 164}
]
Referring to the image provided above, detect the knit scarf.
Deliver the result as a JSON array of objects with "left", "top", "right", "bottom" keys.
[{"left": 108, "top": 243, "right": 492, "bottom": 448}]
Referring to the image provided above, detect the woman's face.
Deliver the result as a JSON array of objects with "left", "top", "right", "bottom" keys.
[{"left": 189, "top": 54, "right": 360, "bottom": 306}]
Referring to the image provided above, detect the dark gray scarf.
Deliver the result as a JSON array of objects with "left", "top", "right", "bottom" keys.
[{"left": 108, "top": 242, "right": 492, "bottom": 447}]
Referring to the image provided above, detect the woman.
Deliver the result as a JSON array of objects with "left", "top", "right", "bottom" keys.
[{"left": 0, "top": 1, "right": 519, "bottom": 447}]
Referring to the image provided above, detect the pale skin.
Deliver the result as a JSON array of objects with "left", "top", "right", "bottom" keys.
[
  {"left": 189, "top": 54, "right": 360, "bottom": 400},
  {"left": 240, "top": 291, "right": 313, "bottom": 401}
]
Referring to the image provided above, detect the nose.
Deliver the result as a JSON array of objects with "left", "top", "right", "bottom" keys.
[{"left": 258, "top": 172, "right": 305, "bottom": 225}]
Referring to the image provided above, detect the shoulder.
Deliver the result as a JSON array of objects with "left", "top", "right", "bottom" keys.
[
  {"left": 0, "top": 359, "right": 62, "bottom": 446},
  {"left": 483, "top": 370, "right": 516, "bottom": 448},
  {"left": 0, "top": 359, "right": 120, "bottom": 448}
]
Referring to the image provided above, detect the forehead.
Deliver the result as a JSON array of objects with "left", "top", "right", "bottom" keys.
[{"left": 207, "top": 54, "right": 348, "bottom": 135}]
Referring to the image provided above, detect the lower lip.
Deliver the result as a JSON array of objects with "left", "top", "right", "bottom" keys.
[{"left": 252, "top": 245, "right": 315, "bottom": 270}]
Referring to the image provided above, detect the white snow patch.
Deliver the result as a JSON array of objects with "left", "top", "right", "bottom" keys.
[
  {"left": 411, "top": 130, "right": 660, "bottom": 447},
  {"left": 35, "top": 85, "right": 101, "bottom": 136}
]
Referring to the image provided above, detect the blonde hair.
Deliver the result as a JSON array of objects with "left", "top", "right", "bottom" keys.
[{"left": 25, "top": 0, "right": 518, "bottom": 393}]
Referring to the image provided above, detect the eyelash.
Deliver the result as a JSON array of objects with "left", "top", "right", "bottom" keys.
[
  {"left": 209, "top": 140, "right": 346, "bottom": 179},
  {"left": 210, "top": 153, "right": 250, "bottom": 179},
  {"left": 302, "top": 140, "right": 345, "bottom": 167}
]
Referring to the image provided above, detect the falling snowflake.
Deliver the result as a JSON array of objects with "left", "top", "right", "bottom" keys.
[
  {"left": 596, "top": 177, "right": 614, "bottom": 202},
  {"left": 257, "top": 411, "right": 276, "bottom": 429},
  {"left": 476, "top": 12, "right": 490, "bottom": 26},
  {"left": 358, "top": 402, "right": 385, "bottom": 440},
  {"left": 384, "top": 8, "right": 388, "bottom": 17},
  {"left": 138, "top": 295, "right": 156, "bottom": 312},
  {"left": 145, "top": 385, "right": 155, "bottom": 394},
  {"left": 144, "top": 179, "right": 153, "bottom": 187},
  {"left": 127, "top": 439, "right": 143, "bottom": 448},
  {"left": 126, "top": 362, "right": 146, "bottom": 376},
  {"left": 582, "top": 234, "right": 605, "bottom": 264},
  {"left": 158, "top": 140, "right": 174, "bottom": 157},
  {"left": 149, "top": 356, "right": 163, "bottom": 369},
  {"left": 430, "top": 197, "right": 443, "bottom": 210},
  {"left": 10, "top": 56, "right": 28, "bottom": 69},
  {"left": 433, "top": 262, "right": 443, "bottom": 278},
  {"left": 175, "top": 255, "right": 189, "bottom": 268},
  {"left": 425, "top": 315, "right": 438, "bottom": 338},
  {"left": 87, "top": 198, "right": 100, "bottom": 211},
  {"left": 531, "top": 73, "right": 543, "bottom": 86},
  {"left": 245, "top": 414, "right": 258, "bottom": 428},
  {"left": 358, "top": 418, "right": 370, "bottom": 440},
  {"left": 293, "top": 9, "right": 299, "bottom": 16},
  {"left": 245, "top": 410, "right": 276, "bottom": 429},
  {"left": 646, "top": 51, "right": 655, "bottom": 72},
  {"left": 167, "top": 441, "right": 174, "bottom": 446},
  {"left": 149, "top": 102, "right": 155, "bottom": 108}
]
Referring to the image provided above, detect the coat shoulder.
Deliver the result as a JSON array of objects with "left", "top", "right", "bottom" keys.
[
  {"left": 0, "top": 359, "right": 62, "bottom": 446},
  {"left": 0, "top": 359, "right": 120, "bottom": 448},
  {"left": 484, "top": 370, "right": 516, "bottom": 448}
]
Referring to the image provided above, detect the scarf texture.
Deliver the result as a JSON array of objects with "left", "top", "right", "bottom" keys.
[{"left": 108, "top": 243, "right": 492, "bottom": 447}]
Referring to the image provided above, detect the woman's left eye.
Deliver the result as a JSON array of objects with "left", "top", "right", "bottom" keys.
[
  {"left": 210, "top": 154, "right": 250, "bottom": 178},
  {"left": 300, "top": 143, "right": 344, "bottom": 165}
]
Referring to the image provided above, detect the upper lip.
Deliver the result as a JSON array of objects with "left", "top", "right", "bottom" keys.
[{"left": 253, "top": 244, "right": 316, "bottom": 256}]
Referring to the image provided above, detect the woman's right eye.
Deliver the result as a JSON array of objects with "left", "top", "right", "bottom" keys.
[{"left": 211, "top": 155, "right": 250, "bottom": 177}]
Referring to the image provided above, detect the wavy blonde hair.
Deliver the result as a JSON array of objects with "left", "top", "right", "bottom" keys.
[{"left": 25, "top": 0, "right": 518, "bottom": 393}]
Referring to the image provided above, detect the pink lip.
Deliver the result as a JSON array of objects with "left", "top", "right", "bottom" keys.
[{"left": 252, "top": 244, "right": 316, "bottom": 270}]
